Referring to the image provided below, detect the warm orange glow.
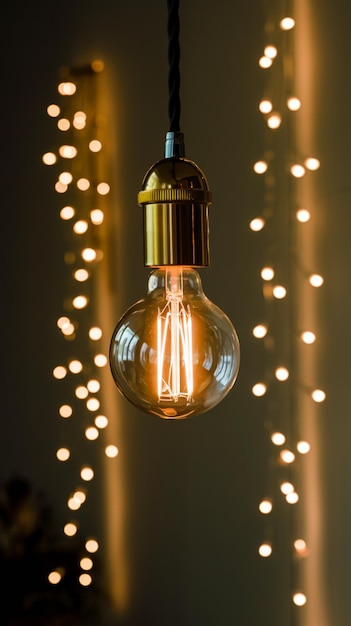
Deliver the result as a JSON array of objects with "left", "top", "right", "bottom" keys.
[
  {"left": 290, "top": 164, "right": 306, "bottom": 178},
  {"left": 57, "top": 118, "right": 70, "bottom": 131},
  {"left": 58, "top": 318, "right": 73, "bottom": 332},
  {"left": 296, "top": 208, "right": 311, "bottom": 222},
  {"left": 90, "top": 209, "right": 104, "bottom": 224},
  {"left": 95, "top": 415, "right": 108, "bottom": 428},
  {"left": 59, "top": 145, "right": 78, "bottom": 159},
  {"left": 271, "top": 432, "right": 286, "bottom": 446},
  {"left": 73, "top": 111, "right": 87, "bottom": 129},
  {"left": 89, "top": 326, "right": 103, "bottom": 340},
  {"left": 64, "top": 522, "right": 77, "bottom": 536},
  {"left": 81, "top": 466, "right": 94, "bottom": 481},
  {"left": 87, "top": 379, "right": 100, "bottom": 393},
  {"left": 304, "top": 157, "right": 320, "bottom": 170},
  {"left": 259, "top": 499, "right": 273, "bottom": 514},
  {"left": 297, "top": 440, "right": 311, "bottom": 454},
  {"left": 97, "top": 182, "right": 110, "bottom": 195},
  {"left": 259, "top": 56, "right": 273, "bottom": 69},
  {"left": 273, "top": 285, "right": 287, "bottom": 299},
  {"left": 293, "top": 592, "right": 307, "bottom": 606},
  {"left": 79, "top": 573, "right": 92, "bottom": 586},
  {"left": 80, "top": 557, "right": 93, "bottom": 570},
  {"left": 73, "top": 220, "right": 89, "bottom": 234},
  {"left": 58, "top": 81, "right": 76, "bottom": 95},
  {"left": 42, "top": 152, "right": 57, "bottom": 165},
  {"left": 94, "top": 353, "right": 108, "bottom": 367},
  {"left": 261, "top": 267, "right": 274, "bottom": 281},
  {"left": 47, "top": 104, "right": 60, "bottom": 117},
  {"left": 252, "top": 382, "right": 267, "bottom": 397},
  {"left": 59, "top": 404, "right": 73, "bottom": 418},
  {"left": 311, "top": 389, "right": 326, "bottom": 403},
  {"left": 61, "top": 323, "right": 75, "bottom": 336},
  {"left": 55, "top": 181, "right": 68, "bottom": 193},
  {"left": 91, "top": 59, "right": 105, "bottom": 72},
  {"left": 280, "top": 481, "right": 295, "bottom": 495},
  {"left": 89, "top": 139, "right": 102, "bottom": 152},
  {"left": 294, "top": 538, "right": 308, "bottom": 556},
  {"left": 60, "top": 205, "right": 75, "bottom": 220},
  {"left": 74, "top": 490, "right": 86, "bottom": 504},
  {"left": 68, "top": 496, "right": 81, "bottom": 511},
  {"left": 82, "top": 247, "right": 97, "bottom": 262},
  {"left": 249, "top": 217, "right": 265, "bottom": 231},
  {"left": 85, "top": 539, "right": 99, "bottom": 553},
  {"left": 280, "top": 17, "right": 295, "bottom": 30},
  {"left": 264, "top": 45, "right": 277, "bottom": 59},
  {"left": 252, "top": 324, "right": 268, "bottom": 338},
  {"left": 53, "top": 365, "right": 67, "bottom": 380},
  {"left": 72, "top": 295, "right": 89, "bottom": 309},
  {"left": 309, "top": 273, "right": 324, "bottom": 287},
  {"left": 258, "top": 543, "right": 272, "bottom": 557},
  {"left": 59, "top": 171, "right": 73, "bottom": 185},
  {"left": 301, "top": 330, "right": 316, "bottom": 344},
  {"left": 253, "top": 160, "right": 268, "bottom": 174},
  {"left": 259, "top": 99, "right": 273, "bottom": 114},
  {"left": 86, "top": 397, "right": 100, "bottom": 412},
  {"left": 286, "top": 491, "right": 299, "bottom": 504},
  {"left": 157, "top": 270, "right": 193, "bottom": 402},
  {"left": 74, "top": 268, "right": 90, "bottom": 282},
  {"left": 75, "top": 385, "right": 89, "bottom": 399},
  {"left": 280, "top": 449, "right": 295, "bottom": 464},
  {"left": 85, "top": 426, "right": 100, "bottom": 440},
  {"left": 287, "top": 96, "right": 301, "bottom": 111},
  {"left": 275, "top": 366, "right": 289, "bottom": 381},
  {"left": 267, "top": 113, "right": 282, "bottom": 129},
  {"left": 57, "top": 316, "right": 70, "bottom": 329},
  {"left": 105, "top": 445, "right": 119, "bottom": 458},
  {"left": 77, "top": 177, "right": 90, "bottom": 191},
  {"left": 48, "top": 570, "right": 62, "bottom": 584},
  {"left": 56, "top": 447, "right": 70, "bottom": 462},
  {"left": 68, "top": 359, "right": 83, "bottom": 374}
]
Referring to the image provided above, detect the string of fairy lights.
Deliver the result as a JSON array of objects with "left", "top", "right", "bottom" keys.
[
  {"left": 42, "top": 61, "right": 118, "bottom": 590},
  {"left": 249, "top": 7, "right": 325, "bottom": 618}
]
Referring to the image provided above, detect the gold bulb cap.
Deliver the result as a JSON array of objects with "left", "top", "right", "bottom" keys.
[{"left": 138, "top": 156, "right": 212, "bottom": 267}]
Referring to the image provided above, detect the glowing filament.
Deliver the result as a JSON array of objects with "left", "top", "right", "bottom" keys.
[{"left": 157, "top": 269, "right": 193, "bottom": 402}]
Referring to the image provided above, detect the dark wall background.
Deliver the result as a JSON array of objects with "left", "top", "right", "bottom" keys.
[{"left": 1, "top": 1, "right": 350, "bottom": 625}]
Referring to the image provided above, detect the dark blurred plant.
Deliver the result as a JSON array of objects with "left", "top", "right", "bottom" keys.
[{"left": 0, "top": 476, "right": 101, "bottom": 625}]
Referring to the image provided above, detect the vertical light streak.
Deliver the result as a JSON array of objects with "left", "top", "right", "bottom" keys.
[{"left": 294, "top": 1, "right": 328, "bottom": 624}]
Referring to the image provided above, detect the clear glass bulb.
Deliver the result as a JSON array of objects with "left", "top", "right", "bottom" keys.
[{"left": 110, "top": 267, "right": 240, "bottom": 419}]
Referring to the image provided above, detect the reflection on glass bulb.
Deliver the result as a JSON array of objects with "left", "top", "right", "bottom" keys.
[{"left": 110, "top": 267, "right": 240, "bottom": 419}]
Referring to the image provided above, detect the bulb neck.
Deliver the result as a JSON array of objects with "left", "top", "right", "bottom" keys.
[
  {"left": 147, "top": 267, "right": 204, "bottom": 298},
  {"left": 164, "top": 131, "right": 185, "bottom": 158}
]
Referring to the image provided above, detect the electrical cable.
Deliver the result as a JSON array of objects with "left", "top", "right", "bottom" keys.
[{"left": 167, "top": 0, "right": 181, "bottom": 132}]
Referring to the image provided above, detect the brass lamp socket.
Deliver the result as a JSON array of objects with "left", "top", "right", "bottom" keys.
[{"left": 138, "top": 135, "right": 212, "bottom": 267}]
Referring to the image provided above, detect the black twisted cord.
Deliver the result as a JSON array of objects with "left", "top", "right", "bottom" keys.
[{"left": 167, "top": 0, "right": 181, "bottom": 132}]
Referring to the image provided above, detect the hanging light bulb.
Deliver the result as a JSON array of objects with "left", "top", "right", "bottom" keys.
[
  {"left": 110, "top": 134, "right": 240, "bottom": 419},
  {"left": 109, "top": 1, "right": 239, "bottom": 419}
]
